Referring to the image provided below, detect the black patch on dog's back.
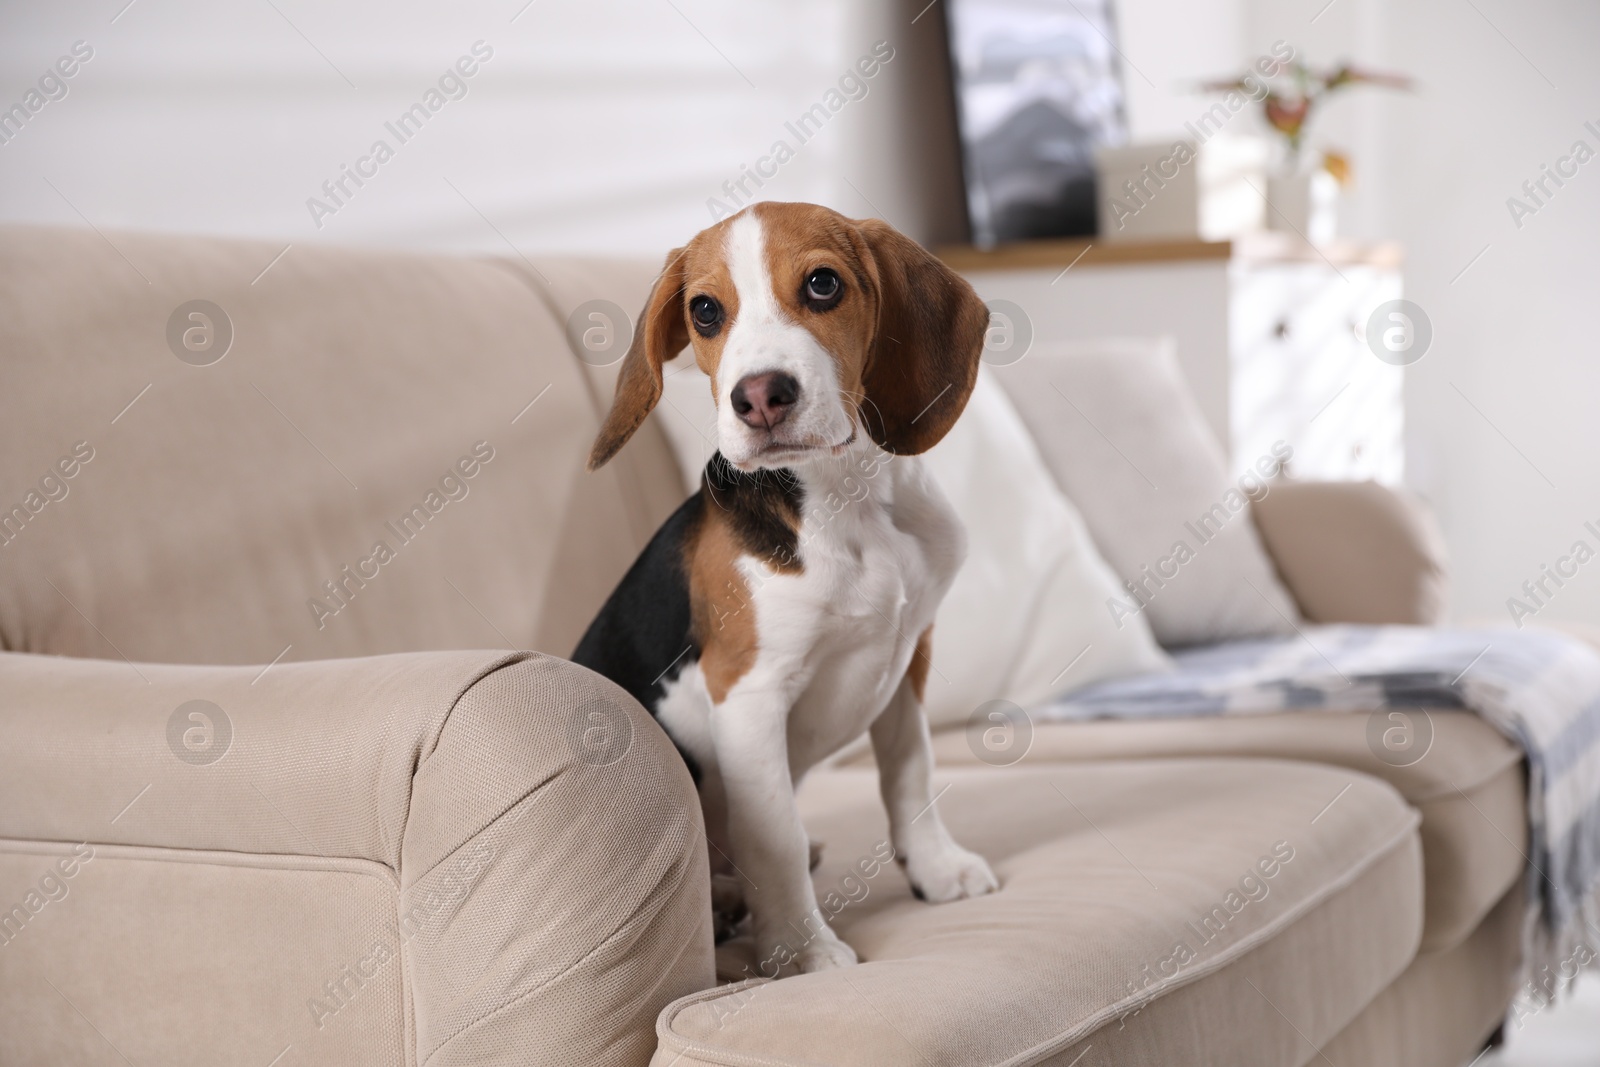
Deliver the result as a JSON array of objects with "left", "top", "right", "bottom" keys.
[
  {"left": 571, "top": 453, "right": 808, "bottom": 782},
  {"left": 572, "top": 492, "right": 702, "bottom": 716}
]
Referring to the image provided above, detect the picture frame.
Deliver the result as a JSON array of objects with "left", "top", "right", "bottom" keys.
[{"left": 944, "top": 0, "right": 1130, "bottom": 246}]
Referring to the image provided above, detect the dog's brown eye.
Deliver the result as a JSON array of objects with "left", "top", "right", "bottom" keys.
[
  {"left": 804, "top": 268, "right": 842, "bottom": 309},
  {"left": 690, "top": 295, "right": 723, "bottom": 337}
]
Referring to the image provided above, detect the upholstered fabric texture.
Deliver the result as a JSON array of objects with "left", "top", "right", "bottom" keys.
[
  {"left": 1317, "top": 882, "right": 1522, "bottom": 1067},
  {"left": 0, "top": 227, "right": 682, "bottom": 666},
  {"left": 653, "top": 760, "right": 1422, "bottom": 1067},
  {"left": 994, "top": 338, "right": 1302, "bottom": 647},
  {"left": 0, "top": 649, "right": 714, "bottom": 1066},
  {"left": 921, "top": 710, "right": 1525, "bottom": 953},
  {"left": 1251, "top": 479, "right": 1451, "bottom": 626}
]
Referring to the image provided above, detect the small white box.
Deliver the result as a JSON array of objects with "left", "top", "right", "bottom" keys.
[{"left": 1095, "top": 134, "right": 1268, "bottom": 242}]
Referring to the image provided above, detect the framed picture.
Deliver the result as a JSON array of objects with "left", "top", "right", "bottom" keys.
[{"left": 944, "top": 0, "right": 1129, "bottom": 246}]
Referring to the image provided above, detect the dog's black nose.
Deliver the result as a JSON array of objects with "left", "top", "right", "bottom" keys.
[{"left": 730, "top": 372, "right": 800, "bottom": 430}]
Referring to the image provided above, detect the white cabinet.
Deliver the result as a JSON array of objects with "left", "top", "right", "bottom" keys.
[{"left": 941, "top": 234, "right": 1405, "bottom": 483}]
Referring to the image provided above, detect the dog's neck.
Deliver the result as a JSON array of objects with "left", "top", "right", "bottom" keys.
[
  {"left": 701, "top": 437, "right": 902, "bottom": 572},
  {"left": 789, "top": 435, "right": 897, "bottom": 514}
]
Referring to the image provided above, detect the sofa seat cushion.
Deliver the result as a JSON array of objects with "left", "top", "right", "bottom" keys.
[
  {"left": 652, "top": 760, "right": 1422, "bottom": 1067},
  {"left": 924, "top": 711, "right": 1524, "bottom": 954}
]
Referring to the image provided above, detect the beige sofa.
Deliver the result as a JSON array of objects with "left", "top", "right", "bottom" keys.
[{"left": 0, "top": 227, "right": 1526, "bottom": 1066}]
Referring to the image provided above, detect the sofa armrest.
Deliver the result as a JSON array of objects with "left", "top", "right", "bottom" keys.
[
  {"left": 0, "top": 648, "right": 712, "bottom": 1066},
  {"left": 1251, "top": 480, "right": 1450, "bottom": 625}
]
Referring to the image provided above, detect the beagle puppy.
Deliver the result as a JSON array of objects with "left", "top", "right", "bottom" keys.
[{"left": 574, "top": 201, "right": 996, "bottom": 974}]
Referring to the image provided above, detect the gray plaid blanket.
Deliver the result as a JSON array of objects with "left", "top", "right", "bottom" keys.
[{"left": 1038, "top": 624, "right": 1600, "bottom": 1002}]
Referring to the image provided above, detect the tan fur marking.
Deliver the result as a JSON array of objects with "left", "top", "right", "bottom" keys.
[
  {"left": 852, "top": 218, "right": 990, "bottom": 455},
  {"left": 588, "top": 218, "right": 741, "bottom": 469},
  {"left": 907, "top": 625, "right": 934, "bottom": 703},
  {"left": 688, "top": 510, "right": 760, "bottom": 704},
  {"left": 589, "top": 246, "right": 689, "bottom": 470},
  {"left": 754, "top": 201, "right": 878, "bottom": 410},
  {"left": 588, "top": 201, "right": 987, "bottom": 471},
  {"left": 750, "top": 202, "right": 989, "bottom": 457},
  {"left": 684, "top": 238, "right": 739, "bottom": 391}
]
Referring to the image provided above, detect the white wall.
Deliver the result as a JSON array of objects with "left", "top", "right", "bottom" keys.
[
  {"left": 1242, "top": 0, "right": 1600, "bottom": 628},
  {"left": 0, "top": 0, "right": 859, "bottom": 255},
  {"left": 1116, "top": 0, "right": 1246, "bottom": 141},
  {"left": 5, "top": 0, "right": 1594, "bottom": 628},
  {"left": 0, "top": 0, "right": 1244, "bottom": 252}
]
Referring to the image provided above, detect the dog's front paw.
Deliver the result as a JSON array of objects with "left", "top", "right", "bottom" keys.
[
  {"left": 794, "top": 930, "right": 858, "bottom": 973},
  {"left": 906, "top": 844, "right": 998, "bottom": 903},
  {"left": 755, "top": 926, "right": 858, "bottom": 976}
]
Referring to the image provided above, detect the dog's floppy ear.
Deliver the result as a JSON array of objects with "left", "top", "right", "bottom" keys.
[
  {"left": 588, "top": 248, "right": 690, "bottom": 471},
  {"left": 855, "top": 219, "right": 990, "bottom": 455}
]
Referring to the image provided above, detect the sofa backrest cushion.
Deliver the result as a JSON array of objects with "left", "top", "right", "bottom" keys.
[
  {"left": 994, "top": 338, "right": 1303, "bottom": 648},
  {"left": 0, "top": 227, "right": 682, "bottom": 665},
  {"left": 1251, "top": 479, "right": 1450, "bottom": 625}
]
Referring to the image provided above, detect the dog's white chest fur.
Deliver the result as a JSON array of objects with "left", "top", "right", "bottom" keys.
[
  {"left": 657, "top": 451, "right": 963, "bottom": 780},
  {"left": 760, "top": 453, "right": 961, "bottom": 771}
]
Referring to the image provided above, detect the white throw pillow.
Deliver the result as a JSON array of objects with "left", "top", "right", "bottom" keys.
[
  {"left": 652, "top": 358, "right": 1172, "bottom": 728},
  {"left": 652, "top": 355, "right": 721, "bottom": 491},
  {"left": 994, "top": 338, "right": 1302, "bottom": 647}
]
